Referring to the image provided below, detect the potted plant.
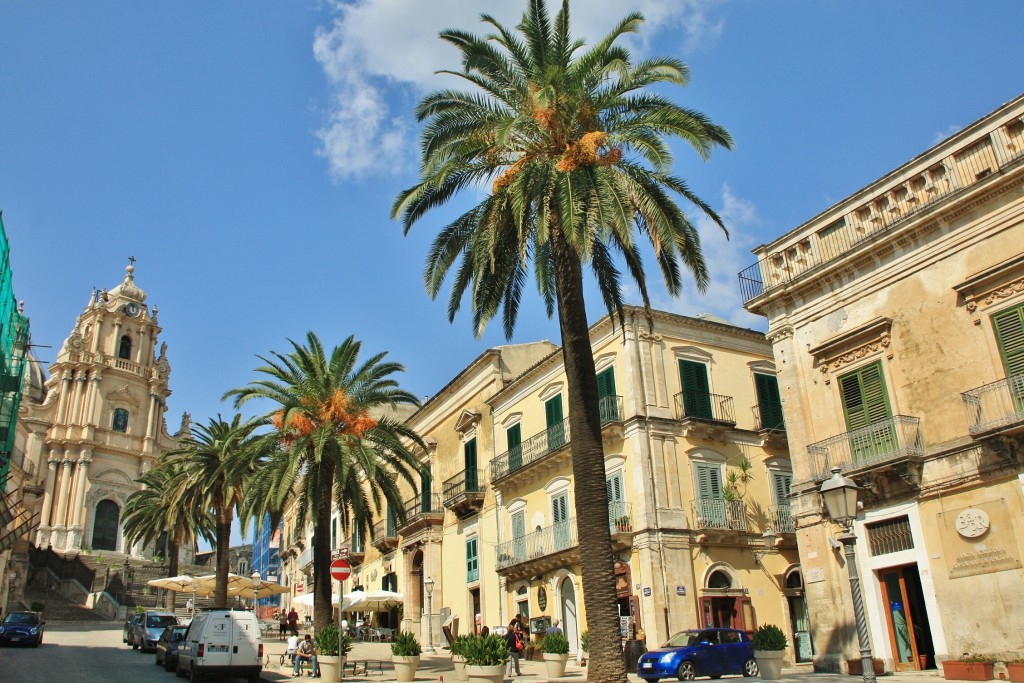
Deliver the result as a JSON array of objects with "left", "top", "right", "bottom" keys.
[
  {"left": 578, "top": 630, "right": 589, "bottom": 666},
  {"left": 391, "top": 630, "right": 422, "bottom": 682},
  {"left": 541, "top": 631, "right": 570, "bottom": 678},
  {"left": 463, "top": 633, "right": 509, "bottom": 683},
  {"left": 451, "top": 634, "right": 471, "bottom": 681},
  {"left": 942, "top": 654, "right": 997, "bottom": 681},
  {"left": 315, "top": 624, "right": 353, "bottom": 681},
  {"left": 752, "top": 624, "right": 788, "bottom": 681},
  {"left": 1006, "top": 659, "right": 1024, "bottom": 683}
]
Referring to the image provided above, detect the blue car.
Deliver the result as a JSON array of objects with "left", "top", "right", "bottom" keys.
[
  {"left": 0, "top": 611, "right": 45, "bottom": 647},
  {"left": 637, "top": 628, "right": 758, "bottom": 681}
]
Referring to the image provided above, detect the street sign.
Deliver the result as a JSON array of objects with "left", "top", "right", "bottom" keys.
[
  {"left": 330, "top": 558, "right": 352, "bottom": 582},
  {"left": 333, "top": 547, "right": 349, "bottom": 560}
]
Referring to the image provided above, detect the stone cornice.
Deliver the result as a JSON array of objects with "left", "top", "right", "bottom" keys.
[
  {"left": 954, "top": 252, "right": 1024, "bottom": 323},
  {"left": 809, "top": 317, "right": 892, "bottom": 379}
]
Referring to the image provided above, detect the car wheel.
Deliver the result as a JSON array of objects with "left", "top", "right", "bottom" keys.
[
  {"left": 189, "top": 664, "right": 203, "bottom": 683},
  {"left": 176, "top": 661, "right": 186, "bottom": 678},
  {"left": 743, "top": 658, "right": 759, "bottom": 677},
  {"left": 676, "top": 661, "right": 696, "bottom": 681},
  {"left": 165, "top": 656, "right": 176, "bottom": 672},
  {"left": 132, "top": 636, "right": 139, "bottom": 650}
]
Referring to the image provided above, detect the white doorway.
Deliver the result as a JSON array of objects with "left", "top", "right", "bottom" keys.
[{"left": 560, "top": 577, "right": 579, "bottom": 650}]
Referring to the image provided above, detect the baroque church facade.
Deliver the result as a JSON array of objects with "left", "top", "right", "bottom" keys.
[{"left": 21, "top": 262, "right": 184, "bottom": 556}]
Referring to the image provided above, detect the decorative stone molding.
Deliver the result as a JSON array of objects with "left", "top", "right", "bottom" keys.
[
  {"left": 954, "top": 253, "right": 1024, "bottom": 324},
  {"left": 766, "top": 324, "right": 794, "bottom": 344},
  {"left": 453, "top": 410, "right": 481, "bottom": 436},
  {"left": 808, "top": 317, "right": 892, "bottom": 380},
  {"left": 638, "top": 330, "right": 663, "bottom": 343},
  {"left": 106, "top": 384, "right": 141, "bottom": 408}
]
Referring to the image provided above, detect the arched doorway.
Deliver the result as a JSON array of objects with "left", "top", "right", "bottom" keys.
[
  {"left": 784, "top": 567, "right": 814, "bottom": 663},
  {"left": 700, "top": 565, "right": 754, "bottom": 635},
  {"left": 559, "top": 577, "right": 579, "bottom": 650},
  {"left": 92, "top": 499, "right": 120, "bottom": 551}
]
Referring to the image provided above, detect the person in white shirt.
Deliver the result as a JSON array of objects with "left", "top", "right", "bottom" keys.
[{"left": 286, "top": 634, "right": 299, "bottom": 664}]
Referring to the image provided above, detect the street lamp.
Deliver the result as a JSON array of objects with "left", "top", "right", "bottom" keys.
[
  {"left": 251, "top": 571, "right": 262, "bottom": 612},
  {"left": 820, "top": 467, "right": 875, "bottom": 683},
  {"left": 753, "top": 528, "right": 778, "bottom": 565},
  {"left": 424, "top": 576, "right": 435, "bottom": 654}
]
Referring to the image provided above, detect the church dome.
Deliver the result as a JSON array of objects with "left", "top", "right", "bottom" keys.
[
  {"left": 107, "top": 263, "right": 147, "bottom": 303},
  {"left": 23, "top": 350, "right": 48, "bottom": 403}
]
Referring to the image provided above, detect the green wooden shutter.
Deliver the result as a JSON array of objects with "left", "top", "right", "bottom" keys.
[
  {"left": 512, "top": 511, "right": 526, "bottom": 561},
  {"left": 754, "top": 373, "right": 785, "bottom": 430},
  {"left": 695, "top": 464, "right": 722, "bottom": 499},
  {"left": 607, "top": 472, "right": 625, "bottom": 526},
  {"left": 507, "top": 423, "right": 522, "bottom": 471},
  {"left": 420, "top": 469, "right": 432, "bottom": 512},
  {"left": 597, "top": 367, "right": 619, "bottom": 422},
  {"left": 771, "top": 472, "right": 792, "bottom": 505},
  {"left": 993, "top": 304, "right": 1024, "bottom": 377},
  {"left": 464, "top": 438, "right": 478, "bottom": 491},
  {"left": 466, "top": 538, "right": 479, "bottom": 581},
  {"left": 839, "top": 361, "right": 895, "bottom": 463},
  {"left": 545, "top": 395, "right": 566, "bottom": 450},
  {"left": 386, "top": 506, "right": 396, "bottom": 537},
  {"left": 552, "top": 492, "right": 571, "bottom": 550},
  {"left": 679, "top": 360, "right": 713, "bottom": 419}
]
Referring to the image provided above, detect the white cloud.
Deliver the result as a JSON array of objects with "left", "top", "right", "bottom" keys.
[
  {"left": 313, "top": 0, "right": 726, "bottom": 179},
  {"left": 932, "top": 123, "right": 963, "bottom": 146}
]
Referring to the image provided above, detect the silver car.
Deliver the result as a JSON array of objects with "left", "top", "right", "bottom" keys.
[{"left": 130, "top": 611, "right": 178, "bottom": 652}]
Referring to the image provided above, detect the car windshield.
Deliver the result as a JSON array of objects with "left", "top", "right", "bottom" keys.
[
  {"left": 662, "top": 630, "right": 704, "bottom": 648},
  {"left": 4, "top": 613, "right": 39, "bottom": 625},
  {"left": 147, "top": 615, "right": 177, "bottom": 629}
]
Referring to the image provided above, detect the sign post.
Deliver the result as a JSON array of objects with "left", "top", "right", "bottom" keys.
[{"left": 330, "top": 558, "right": 351, "bottom": 683}]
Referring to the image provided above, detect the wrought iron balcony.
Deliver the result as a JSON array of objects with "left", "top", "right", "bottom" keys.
[
  {"left": 442, "top": 470, "right": 486, "bottom": 518},
  {"left": 752, "top": 401, "right": 786, "bottom": 432},
  {"left": 691, "top": 498, "right": 747, "bottom": 531},
  {"left": 343, "top": 535, "right": 366, "bottom": 565},
  {"left": 297, "top": 547, "right": 314, "bottom": 573},
  {"left": 961, "top": 373, "right": 1024, "bottom": 436},
  {"left": 599, "top": 395, "right": 623, "bottom": 424},
  {"left": 768, "top": 504, "right": 795, "bottom": 533},
  {"left": 371, "top": 519, "right": 398, "bottom": 553},
  {"left": 495, "top": 519, "right": 578, "bottom": 571},
  {"left": 491, "top": 418, "right": 571, "bottom": 481},
  {"left": 397, "top": 492, "right": 444, "bottom": 537},
  {"left": 674, "top": 390, "right": 736, "bottom": 425},
  {"left": 807, "top": 415, "right": 925, "bottom": 482}
]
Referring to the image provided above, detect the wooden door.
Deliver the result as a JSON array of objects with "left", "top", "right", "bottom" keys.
[{"left": 878, "top": 567, "right": 920, "bottom": 671}]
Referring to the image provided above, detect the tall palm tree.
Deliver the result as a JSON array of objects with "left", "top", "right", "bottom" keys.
[
  {"left": 163, "top": 414, "right": 265, "bottom": 608},
  {"left": 122, "top": 460, "right": 213, "bottom": 608},
  {"left": 392, "top": 2, "right": 732, "bottom": 680},
  {"left": 225, "top": 332, "right": 425, "bottom": 630}
]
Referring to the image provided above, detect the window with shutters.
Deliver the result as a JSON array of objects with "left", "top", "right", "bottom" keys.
[
  {"left": 754, "top": 373, "right": 785, "bottom": 430},
  {"left": 769, "top": 470, "right": 794, "bottom": 532},
  {"left": 694, "top": 464, "right": 726, "bottom": 527},
  {"left": 607, "top": 472, "right": 627, "bottom": 531},
  {"left": 770, "top": 472, "right": 792, "bottom": 505},
  {"left": 838, "top": 361, "right": 896, "bottom": 463},
  {"left": 679, "top": 359, "right": 713, "bottom": 419},
  {"left": 545, "top": 395, "right": 566, "bottom": 450},
  {"left": 420, "top": 469, "right": 432, "bottom": 512},
  {"left": 466, "top": 537, "right": 480, "bottom": 582},
  {"left": 507, "top": 423, "right": 523, "bottom": 471},
  {"left": 552, "top": 492, "right": 571, "bottom": 550},
  {"left": 597, "top": 367, "right": 620, "bottom": 422},
  {"left": 992, "top": 303, "right": 1024, "bottom": 413},
  {"left": 512, "top": 510, "right": 526, "bottom": 562},
  {"left": 464, "top": 438, "right": 478, "bottom": 491},
  {"left": 386, "top": 506, "right": 396, "bottom": 537}
]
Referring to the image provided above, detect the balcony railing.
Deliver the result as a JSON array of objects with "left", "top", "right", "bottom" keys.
[
  {"left": 961, "top": 373, "right": 1024, "bottom": 435},
  {"left": 768, "top": 504, "right": 795, "bottom": 533},
  {"left": 371, "top": 520, "right": 398, "bottom": 550},
  {"left": 492, "top": 418, "right": 571, "bottom": 481},
  {"left": 442, "top": 470, "right": 484, "bottom": 503},
  {"left": 752, "top": 402, "right": 786, "bottom": 431},
  {"left": 691, "top": 498, "right": 747, "bottom": 531},
  {"left": 402, "top": 492, "right": 443, "bottom": 520},
  {"left": 739, "top": 122, "right": 1024, "bottom": 305},
  {"left": 807, "top": 415, "right": 925, "bottom": 481},
  {"left": 599, "top": 395, "right": 623, "bottom": 424},
  {"left": 297, "top": 547, "right": 314, "bottom": 572},
  {"left": 674, "top": 391, "right": 736, "bottom": 424},
  {"left": 496, "top": 519, "right": 578, "bottom": 570}
]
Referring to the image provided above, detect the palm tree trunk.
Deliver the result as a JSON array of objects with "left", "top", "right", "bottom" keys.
[
  {"left": 214, "top": 509, "right": 232, "bottom": 608},
  {"left": 166, "top": 534, "right": 181, "bottom": 610},
  {"left": 313, "top": 459, "right": 337, "bottom": 630},
  {"left": 550, "top": 224, "right": 627, "bottom": 683}
]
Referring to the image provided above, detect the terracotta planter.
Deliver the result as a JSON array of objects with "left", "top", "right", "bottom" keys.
[
  {"left": 1006, "top": 662, "right": 1024, "bottom": 683},
  {"left": 848, "top": 658, "right": 885, "bottom": 676},
  {"left": 754, "top": 650, "right": 785, "bottom": 681},
  {"left": 543, "top": 653, "right": 569, "bottom": 679},
  {"left": 393, "top": 655, "right": 420, "bottom": 682},
  {"left": 319, "top": 655, "right": 341, "bottom": 681},
  {"left": 452, "top": 654, "right": 468, "bottom": 681},
  {"left": 941, "top": 661, "right": 994, "bottom": 681},
  {"left": 465, "top": 663, "right": 504, "bottom": 683}
]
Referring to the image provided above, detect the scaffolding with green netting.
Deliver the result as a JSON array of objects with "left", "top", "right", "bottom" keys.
[{"left": 0, "top": 211, "right": 30, "bottom": 487}]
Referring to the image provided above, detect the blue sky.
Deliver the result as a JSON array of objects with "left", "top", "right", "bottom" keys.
[{"left": 3, "top": 1, "right": 1022, "bottom": 547}]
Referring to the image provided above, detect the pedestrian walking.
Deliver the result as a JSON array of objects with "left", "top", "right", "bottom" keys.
[{"left": 505, "top": 620, "right": 524, "bottom": 677}]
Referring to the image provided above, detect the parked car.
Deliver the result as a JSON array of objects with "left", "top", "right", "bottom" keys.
[
  {"left": 123, "top": 613, "right": 142, "bottom": 645},
  {"left": 130, "top": 610, "right": 178, "bottom": 652},
  {"left": 637, "top": 628, "right": 758, "bottom": 681},
  {"left": 155, "top": 624, "right": 188, "bottom": 671},
  {"left": 177, "top": 609, "right": 263, "bottom": 683},
  {"left": 0, "top": 611, "right": 45, "bottom": 647}
]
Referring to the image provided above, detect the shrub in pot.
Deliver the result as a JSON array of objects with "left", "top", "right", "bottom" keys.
[
  {"left": 541, "top": 631, "right": 570, "bottom": 678},
  {"left": 316, "top": 624, "right": 353, "bottom": 680},
  {"left": 391, "top": 631, "right": 422, "bottom": 683},
  {"left": 464, "top": 633, "right": 509, "bottom": 683},
  {"left": 941, "top": 654, "right": 996, "bottom": 681},
  {"left": 578, "top": 630, "right": 590, "bottom": 666},
  {"left": 451, "top": 634, "right": 472, "bottom": 681},
  {"left": 752, "top": 624, "right": 788, "bottom": 681}
]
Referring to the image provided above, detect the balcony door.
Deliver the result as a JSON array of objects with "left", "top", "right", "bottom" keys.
[
  {"left": 606, "top": 472, "right": 626, "bottom": 530},
  {"left": 694, "top": 463, "right": 725, "bottom": 528},
  {"left": 464, "top": 438, "right": 478, "bottom": 491},
  {"left": 993, "top": 304, "right": 1024, "bottom": 411},
  {"left": 507, "top": 424, "right": 523, "bottom": 472},
  {"left": 597, "top": 368, "right": 618, "bottom": 422},
  {"left": 839, "top": 361, "right": 895, "bottom": 465},
  {"left": 512, "top": 511, "right": 526, "bottom": 563},
  {"left": 552, "top": 492, "right": 571, "bottom": 550},
  {"left": 754, "top": 372, "right": 785, "bottom": 430},
  {"left": 679, "top": 359, "right": 713, "bottom": 419},
  {"left": 545, "top": 395, "right": 566, "bottom": 450}
]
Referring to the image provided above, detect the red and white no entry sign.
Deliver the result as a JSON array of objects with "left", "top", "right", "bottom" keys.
[{"left": 330, "top": 558, "right": 352, "bottom": 582}]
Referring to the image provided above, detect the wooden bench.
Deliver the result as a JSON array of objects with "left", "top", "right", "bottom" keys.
[{"left": 345, "top": 659, "right": 387, "bottom": 676}]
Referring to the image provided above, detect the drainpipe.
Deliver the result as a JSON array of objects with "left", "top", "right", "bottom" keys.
[{"left": 629, "top": 310, "right": 673, "bottom": 639}]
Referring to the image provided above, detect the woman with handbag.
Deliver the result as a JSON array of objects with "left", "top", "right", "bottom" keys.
[{"left": 504, "top": 620, "right": 524, "bottom": 677}]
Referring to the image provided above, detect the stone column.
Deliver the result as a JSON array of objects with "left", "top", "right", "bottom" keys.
[
  {"left": 90, "top": 315, "right": 104, "bottom": 353},
  {"left": 144, "top": 389, "right": 158, "bottom": 451},
  {"left": 53, "top": 456, "right": 75, "bottom": 533},
  {"left": 110, "top": 321, "right": 123, "bottom": 357},
  {"left": 69, "top": 374, "right": 87, "bottom": 425},
  {"left": 68, "top": 450, "right": 93, "bottom": 550},
  {"left": 55, "top": 372, "right": 72, "bottom": 425},
  {"left": 35, "top": 456, "right": 60, "bottom": 547}
]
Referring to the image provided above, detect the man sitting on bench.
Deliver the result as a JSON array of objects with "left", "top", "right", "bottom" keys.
[{"left": 293, "top": 634, "right": 319, "bottom": 678}]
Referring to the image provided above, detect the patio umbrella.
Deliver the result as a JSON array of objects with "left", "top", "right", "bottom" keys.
[
  {"left": 228, "top": 581, "right": 290, "bottom": 600},
  {"left": 293, "top": 592, "right": 341, "bottom": 607},
  {"left": 345, "top": 590, "right": 403, "bottom": 612},
  {"left": 146, "top": 575, "right": 200, "bottom": 592},
  {"left": 193, "top": 572, "right": 251, "bottom": 594}
]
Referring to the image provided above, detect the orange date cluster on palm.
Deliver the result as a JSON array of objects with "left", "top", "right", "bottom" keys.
[
  {"left": 271, "top": 389, "right": 377, "bottom": 445},
  {"left": 556, "top": 131, "right": 621, "bottom": 172}
]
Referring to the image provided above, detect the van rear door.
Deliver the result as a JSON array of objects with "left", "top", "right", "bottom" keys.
[
  {"left": 201, "top": 612, "right": 234, "bottom": 667},
  {"left": 230, "top": 613, "right": 262, "bottom": 666}
]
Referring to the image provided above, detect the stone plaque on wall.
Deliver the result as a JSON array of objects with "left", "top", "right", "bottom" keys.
[{"left": 937, "top": 499, "right": 1022, "bottom": 579}]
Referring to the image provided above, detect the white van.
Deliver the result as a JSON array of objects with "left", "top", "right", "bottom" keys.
[{"left": 176, "top": 609, "right": 263, "bottom": 683}]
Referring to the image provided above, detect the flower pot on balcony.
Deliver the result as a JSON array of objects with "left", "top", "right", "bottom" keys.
[
  {"left": 452, "top": 654, "right": 468, "bottom": 681},
  {"left": 393, "top": 655, "right": 420, "bottom": 682},
  {"left": 941, "top": 661, "right": 994, "bottom": 681},
  {"left": 543, "top": 653, "right": 569, "bottom": 678}
]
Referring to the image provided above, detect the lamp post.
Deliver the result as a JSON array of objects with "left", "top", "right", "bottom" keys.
[
  {"left": 820, "top": 467, "right": 875, "bottom": 683},
  {"left": 251, "top": 571, "right": 262, "bottom": 612},
  {"left": 753, "top": 527, "right": 778, "bottom": 565},
  {"left": 424, "top": 576, "right": 435, "bottom": 654}
]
